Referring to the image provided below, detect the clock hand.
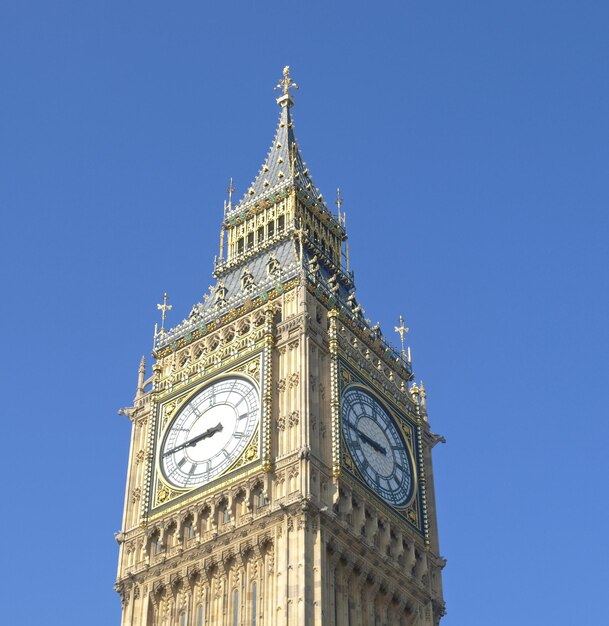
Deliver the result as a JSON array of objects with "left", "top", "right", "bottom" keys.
[
  {"left": 360, "top": 433, "right": 387, "bottom": 456},
  {"left": 164, "top": 423, "right": 223, "bottom": 457},
  {"left": 352, "top": 425, "right": 387, "bottom": 455}
]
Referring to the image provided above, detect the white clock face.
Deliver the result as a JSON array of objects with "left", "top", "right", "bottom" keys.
[
  {"left": 341, "top": 385, "right": 414, "bottom": 507},
  {"left": 161, "top": 376, "right": 260, "bottom": 489}
]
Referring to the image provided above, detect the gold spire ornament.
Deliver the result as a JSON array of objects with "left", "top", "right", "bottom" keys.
[
  {"left": 394, "top": 315, "right": 410, "bottom": 359},
  {"left": 275, "top": 65, "right": 298, "bottom": 97},
  {"left": 290, "top": 142, "right": 297, "bottom": 177},
  {"left": 293, "top": 218, "right": 306, "bottom": 263},
  {"left": 157, "top": 293, "right": 172, "bottom": 334}
]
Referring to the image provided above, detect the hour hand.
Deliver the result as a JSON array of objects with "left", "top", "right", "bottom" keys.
[
  {"left": 192, "top": 422, "right": 223, "bottom": 443},
  {"left": 164, "top": 423, "right": 223, "bottom": 456},
  {"left": 353, "top": 427, "right": 387, "bottom": 455}
]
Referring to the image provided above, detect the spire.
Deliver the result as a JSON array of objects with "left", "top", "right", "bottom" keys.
[
  {"left": 136, "top": 356, "right": 146, "bottom": 399},
  {"left": 232, "top": 66, "right": 319, "bottom": 210},
  {"left": 419, "top": 380, "right": 428, "bottom": 421}
]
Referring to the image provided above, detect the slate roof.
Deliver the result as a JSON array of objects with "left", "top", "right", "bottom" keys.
[
  {"left": 228, "top": 95, "right": 325, "bottom": 215},
  {"left": 154, "top": 238, "right": 301, "bottom": 350},
  {"left": 202, "top": 238, "right": 300, "bottom": 313}
]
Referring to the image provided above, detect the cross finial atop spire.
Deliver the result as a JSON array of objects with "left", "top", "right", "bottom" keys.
[
  {"left": 394, "top": 315, "right": 410, "bottom": 359},
  {"left": 275, "top": 66, "right": 298, "bottom": 96},
  {"left": 275, "top": 66, "right": 298, "bottom": 108},
  {"left": 157, "top": 292, "right": 172, "bottom": 333}
]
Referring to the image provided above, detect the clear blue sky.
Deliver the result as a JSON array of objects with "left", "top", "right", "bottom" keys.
[{"left": 1, "top": 2, "right": 608, "bottom": 624}]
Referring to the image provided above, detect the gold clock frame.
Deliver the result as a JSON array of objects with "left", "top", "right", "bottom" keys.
[
  {"left": 148, "top": 352, "right": 265, "bottom": 517},
  {"left": 337, "top": 360, "right": 425, "bottom": 535}
]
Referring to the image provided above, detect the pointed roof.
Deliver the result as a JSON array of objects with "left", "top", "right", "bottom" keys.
[{"left": 229, "top": 66, "right": 323, "bottom": 213}]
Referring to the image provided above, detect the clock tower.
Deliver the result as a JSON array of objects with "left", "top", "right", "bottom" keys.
[{"left": 115, "top": 67, "right": 446, "bottom": 626}]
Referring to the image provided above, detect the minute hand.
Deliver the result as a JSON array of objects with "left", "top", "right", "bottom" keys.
[{"left": 164, "top": 423, "right": 223, "bottom": 457}]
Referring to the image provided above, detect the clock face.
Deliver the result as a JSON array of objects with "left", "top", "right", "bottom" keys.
[
  {"left": 341, "top": 385, "right": 414, "bottom": 507},
  {"left": 161, "top": 376, "right": 260, "bottom": 489}
]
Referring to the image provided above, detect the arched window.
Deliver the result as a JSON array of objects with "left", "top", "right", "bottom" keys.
[
  {"left": 252, "top": 484, "right": 266, "bottom": 511},
  {"left": 180, "top": 612, "right": 187, "bottom": 626},
  {"left": 233, "top": 589, "right": 239, "bottom": 626},
  {"left": 151, "top": 532, "right": 162, "bottom": 555},
  {"left": 256, "top": 491, "right": 266, "bottom": 509},
  {"left": 197, "top": 605, "right": 204, "bottom": 626},
  {"left": 251, "top": 582, "right": 257, "bottom": 626},
  {"left": 187, "top": 521, "right": 196, "bottom": 540}
]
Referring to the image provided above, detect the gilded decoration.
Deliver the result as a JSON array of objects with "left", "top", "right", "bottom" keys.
[
  {"left": 156, "top": 480, "right": 181, "bottom": 506},
  {"left": 233, "top": 357, "right": 261, "bottom": 382},
  {"left": 147, "top": 463, "right": 264, "bottom": 524},
  {"left": 337, "top": 358, "right": 424, "bottom": 536},
  {"left": 227, "top": 427, "right": 260, "bottom": 468},
  {"left": 117, "top": 68, "right": 444, "bottom": 626},
  {"left": 155, "top": 280, "right": 298, "bottom": 360},
  {"left": 150, "top": 354, "right": 264, "bottom": 513}
]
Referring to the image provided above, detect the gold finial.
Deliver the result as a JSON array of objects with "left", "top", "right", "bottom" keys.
[
  {"left": 290, "top": 142, "right": 297, "bottom": 177},
  {"left": 294, "top": 218, "right": 305, "bottom": 263},
  {"left": 227, "top": 177, "right": 235, "bottom": 211},
  {"left": 275, "top": 65, "right": 298, "bottom": 97},
  {"left": 394, "top": 315, "right": 409, "bottom": 359},
  {"left": 157, "top": 292, "right": 172, "bottom": 333}
]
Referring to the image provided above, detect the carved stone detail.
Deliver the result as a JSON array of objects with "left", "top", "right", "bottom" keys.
[
  {"left": 288, "top": 373, "right": 300, "bottom": 388},
  {"left": 288, "top": 411, "right": 300, "bottom": 427}
]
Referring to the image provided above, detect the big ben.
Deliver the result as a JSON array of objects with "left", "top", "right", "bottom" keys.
[{"left": 115, "top": 67, "right": 446, "bottom": 626}]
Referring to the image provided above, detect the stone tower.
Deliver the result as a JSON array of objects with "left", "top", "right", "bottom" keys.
[{"left": 115, "top": 67, "right": 446, "bottom": 626}]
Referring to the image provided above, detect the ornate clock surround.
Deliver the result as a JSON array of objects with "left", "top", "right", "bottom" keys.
[
  {"left": 337, "top": 358, "right": 427, "bottom": 537},
  {"left": 148, "top": 352, "right": 266, "bottom": 516}
]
